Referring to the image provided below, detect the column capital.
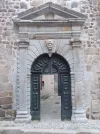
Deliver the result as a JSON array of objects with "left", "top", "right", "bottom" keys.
[
  {"left": 18, "top": 39, "right": 29, "bottom": 49},
  {"left": 70, "top": 37, "right": 81, "bottom": 48}
]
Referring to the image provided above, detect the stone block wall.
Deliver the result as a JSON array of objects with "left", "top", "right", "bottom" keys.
[
  {"left": 0, "top": 0, "right": 28, "bottom": 119},
  {"left": 79, "top": 0, "right": 100, "bottom": 119},
  {"left": 77, "top": 0, "right": 100, "bottom": 119},
  {"left": 0, "top": 90, "right": 15, "bottom": 120},
  {"left": 0, "top": 0, "right": 100, "bottom": 120},
  {"left": 97, "top": 0, "right": 100, "bottom": 11}
]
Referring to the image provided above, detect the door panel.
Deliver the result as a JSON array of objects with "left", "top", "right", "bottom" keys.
[
  {"left": 31, "top": 74, "right": 40, "bottom": 120},
  {"left": 31, "top": 54, "right": 70, "bottom": 74},
  {"left": 61, "top": 74, "right": 72, "bottom": 120},
  {"left": 58, "top": 74, "right": 61, "bottom": 96}
]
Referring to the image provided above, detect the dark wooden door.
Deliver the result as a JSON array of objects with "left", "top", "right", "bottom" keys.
[
  {"left": 31, "top": 54, "right": 72, "bottom": 121},
  {"left": 58, "top": 74, "right": 61, "bottom": 96},
  {"left": 31, "top": 74, "right": 40, "bottom": 120},
  {"left": 61, "top": 74, "right": 72, "bottom": 120}
]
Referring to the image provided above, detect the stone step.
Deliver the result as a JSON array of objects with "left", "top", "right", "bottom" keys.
[{"left": 0, "top": 128, "right": 100, "bottom": 134}]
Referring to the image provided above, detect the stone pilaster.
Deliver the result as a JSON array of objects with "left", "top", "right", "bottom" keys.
[
  {"left": 70, "top": 38, "right": 87, "bottom": 122},
  {"left": 15, "top": 40, "right": 31, "bottom": 123},
  {"left": 70, "top": 72, "right": 75, "bottom": 117}
]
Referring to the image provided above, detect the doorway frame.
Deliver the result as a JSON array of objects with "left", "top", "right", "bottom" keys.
[
  {"left": 30, "top": 53, "right": 72, "bottom": 121},
  {"left": 14, "top": 2, "right": 87, "bottom": 122}
]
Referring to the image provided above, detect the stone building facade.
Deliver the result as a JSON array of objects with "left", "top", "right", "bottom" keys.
[{"left": 0, "top": 0, "right": 100, "bottom": 121}]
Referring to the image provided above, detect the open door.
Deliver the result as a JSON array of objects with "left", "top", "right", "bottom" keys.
[
  {"left": 31, "top": 74, "right": 40, "bottom": 120},
  {"left": 61, "top": 74, "right": 72, "bottom": 120}
]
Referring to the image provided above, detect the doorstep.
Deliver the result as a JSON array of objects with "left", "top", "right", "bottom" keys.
[{"left": 0, "top": 120, "right": 100, "bottom": 134}]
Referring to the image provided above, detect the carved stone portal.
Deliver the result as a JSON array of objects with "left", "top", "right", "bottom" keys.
[{"left": 14, "top": 2, "right": 87, "bottom": 123}]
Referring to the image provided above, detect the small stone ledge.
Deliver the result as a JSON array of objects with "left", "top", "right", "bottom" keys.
[
  {"left": 0, "top": 120, "right": 100, "bottom": 132},
  {"left": 0, "top": 127, "right": 99, "bottom": 134}
]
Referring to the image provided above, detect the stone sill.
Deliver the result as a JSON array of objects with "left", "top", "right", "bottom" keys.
[
  {"left": 0, "top": 127, "right": 99, "bottom": 134},
  {"left": 0, "top": 120, "right": 100, "bottom": 132}
]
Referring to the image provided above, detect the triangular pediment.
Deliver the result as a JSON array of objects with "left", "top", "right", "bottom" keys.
[{"left": 15, "top": 2, "right": 86, "bottom": 21}]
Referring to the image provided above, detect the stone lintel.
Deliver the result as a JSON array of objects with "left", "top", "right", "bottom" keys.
[
  {"left": 27, "top": 31, "right": 81, "bottom": 40},
  {"left": 14, "top": 20, "right": 86, "bottom": 27}
]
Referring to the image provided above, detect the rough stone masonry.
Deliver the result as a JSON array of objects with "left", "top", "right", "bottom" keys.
[{"left": 0, "top": 0, "right": 100, "bottom": 121}]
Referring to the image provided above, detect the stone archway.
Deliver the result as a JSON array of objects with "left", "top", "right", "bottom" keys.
[{"left": 31, "top": 53, "right": 72, "bottom": 120}]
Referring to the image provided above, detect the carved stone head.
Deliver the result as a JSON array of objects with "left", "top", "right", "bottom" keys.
[
  {"left": 46, "top": 39, "right": 53, "bottom": 50},
  {"left": 45, "top": 39, "right": 56, "bottom": 57}
]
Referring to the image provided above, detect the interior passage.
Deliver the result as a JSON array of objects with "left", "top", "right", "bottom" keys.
[{"left": 40, "top": 74, "right": 61, "bottom": 121}]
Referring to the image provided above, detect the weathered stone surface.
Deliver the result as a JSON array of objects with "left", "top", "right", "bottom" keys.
[
  {"left": 0, "top": 9, "right": 7, "bottom": 12},
  {"left": 0, "top": 0, "right": 99, "bottom": 121},
  {"left": 92, "top": 100, "right": 100, "bottom": 113},
  {"left": 20, "top": 1, "right": 28, "bottom": 9},
  {"left": 1, "top": 104, "right": 12, "bottom": 110},
  {"left": 0, "top": 84, "right": 4, "bottom": 91},
  {"left": 77, "top": 132, "right": 91, "bottom": 134},
  {"left": 0, "top": 110, "right": 5, "bottom": 117},
  {"left": 0, "top": 90, "right": 9, "bottom": 98},
  {"left": 0, "top": 130, "right": 24, "bottom": 134},
  {"left": 0, "top": 66, "right": 6, "bottom": 73},
  {"left": 0, "top": 128, "right": 99, "bottom": 134},
  {"left": 5, "top": 110, "right": 16, "bottom": 117},
  {"left": 0, "top": 97, "right": 12, "bottom": 105},
  {"left": 3, "top": 83, "right": 13, "bottom": 90}
]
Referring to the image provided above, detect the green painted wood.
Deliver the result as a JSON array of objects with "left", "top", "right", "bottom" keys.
[
  {"left": 31, "top": 74, "right": 40, "bottom": 120},
  {"left": 58, "top": 74, "right": 61, "bottom": 96},
  {"left": 31, "top": 54, "right": 72, "bottom": 120}
]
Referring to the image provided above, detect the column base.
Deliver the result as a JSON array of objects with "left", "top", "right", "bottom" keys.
[
  {"left": 71, "top": 109, "right": 87, "bottom": 122},
  {"left": 15, "top": 111, "right": 31, "bottom": 123}
]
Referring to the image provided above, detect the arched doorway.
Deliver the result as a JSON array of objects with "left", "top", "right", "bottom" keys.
[{"left": 31, "top": 53, "right": 72, "bottom": 121}]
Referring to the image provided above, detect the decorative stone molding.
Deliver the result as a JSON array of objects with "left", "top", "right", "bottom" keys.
[
  {"left": 15, "top": 39, "right": 31, "bottom": 123},
  {"left": 14, "top": 2, "right": 86, "bottom": 20},
  {"left": 45, "top": 39, "right": 56, "bottom": 57},
  {"left": 18, "top": 40, "right": 29, "bottom": 49},
  {"left": 70, "top": 37, "right": 87, "bottom": 122},
  {"left": 70, "top": 37, "right": 82, "bottom": 47},
  {"left": 70, "top": 72, "right": 75, "bottom": 112},
  {"left": 28, "top": 32, "right": 81, "bottom": 40},
  {"left": 13, "top": 2, "right": 87, "bottom": 123}
]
